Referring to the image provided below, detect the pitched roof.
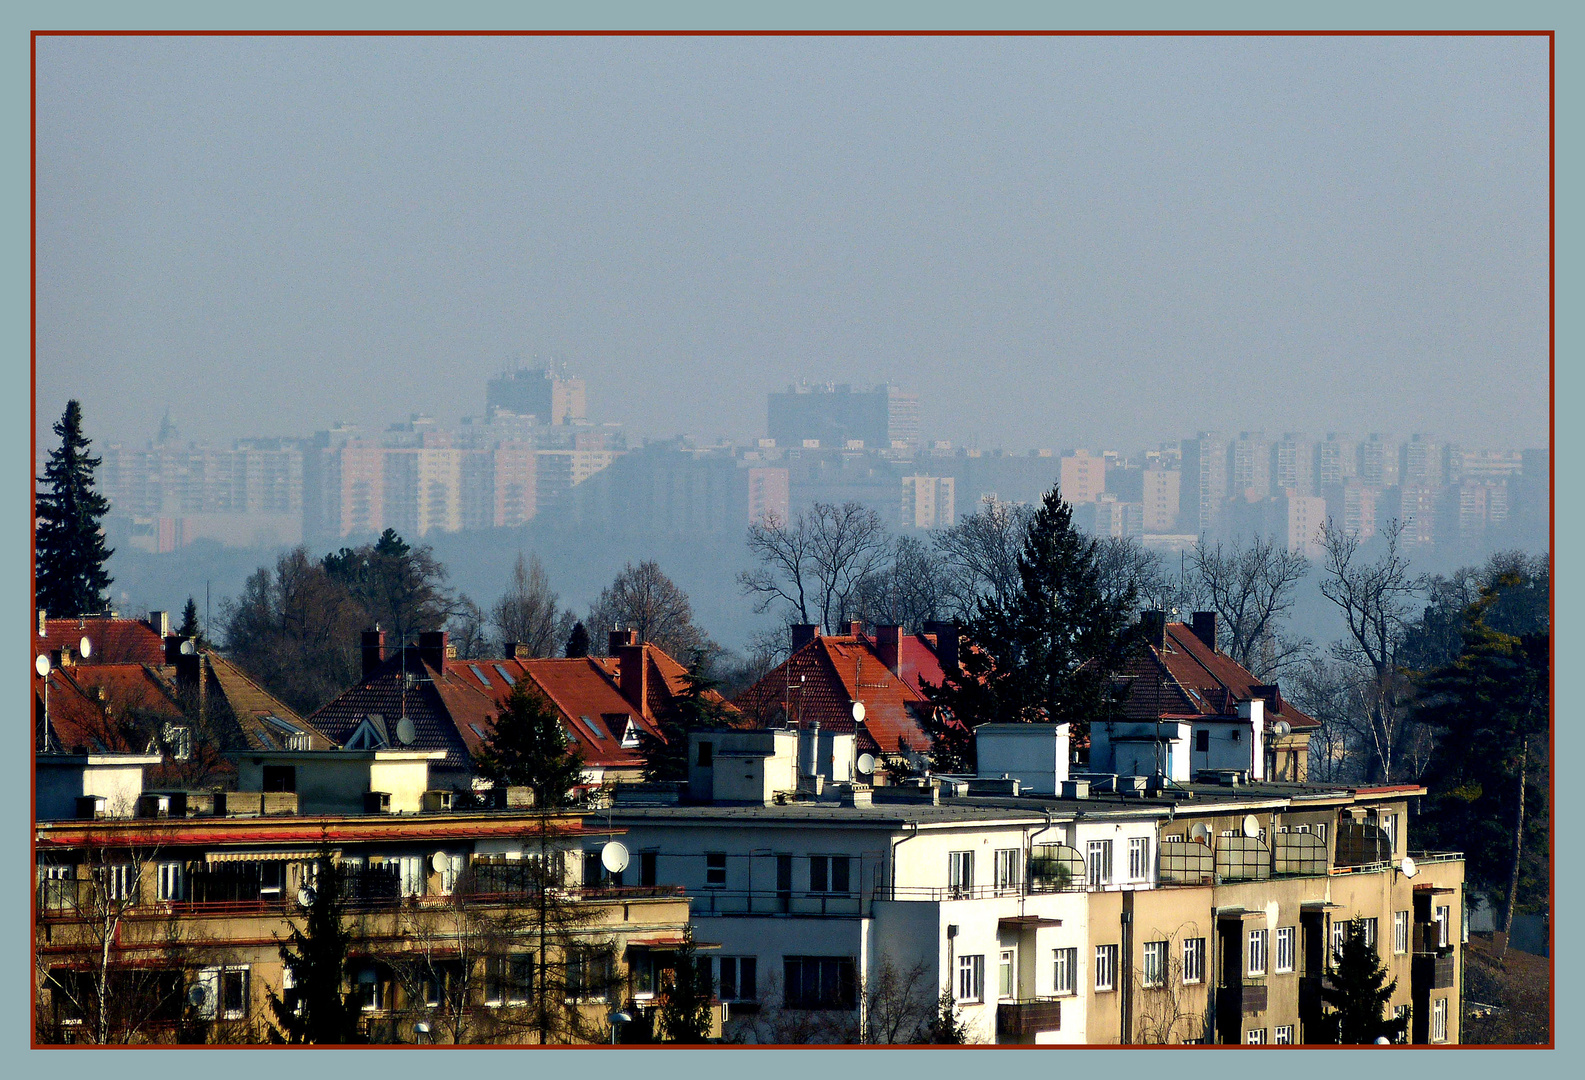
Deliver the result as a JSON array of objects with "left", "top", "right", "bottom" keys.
[
  {"left": 40, "top": 616, "right": 166, "bottom": 667},
  {"left": 203, "top": 654, "right": 337, "bottom": 752},
  {"left": 731, "top": 632, "right": 937, "bottom": 755},
  {"left": 1113, "top": 623, "right": 1319, "bottom": 731}
]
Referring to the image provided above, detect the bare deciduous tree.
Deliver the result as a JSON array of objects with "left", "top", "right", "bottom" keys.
[
  {"left": 491, "top": 554, "right": 576, "bottom": 659},
  {"left": 446, "top": 594, "right": 491, "bottom": 659},
  {"left": 932, "top": 496, "right": 1035, "bottom": 619},
  {"left": 1186, "top": 535, "right": 1311, "bottom": 680},
  {"left": 585, "top": 560, "right": 714, "bottom": 660},
  {"left": 1131, "top": 926, "right": 1213, "bottom": 1045},
  {"left": 1092, "top": 536, "right": 1171, "bottom": 616},
  {"left": 854, "top": 535, "right": 948, "bottom": 632},
  {"left": 740, "top": 502, "right": 890, "bottom": 634}
]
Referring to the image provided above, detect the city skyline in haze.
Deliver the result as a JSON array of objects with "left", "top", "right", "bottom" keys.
[{"left": 36, "top": 35, "right": 1549, "bottom": 453}]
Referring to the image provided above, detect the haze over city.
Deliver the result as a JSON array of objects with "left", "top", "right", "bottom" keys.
[{"left": 37, "top": 35, "right": 1547, "bottom": 454}]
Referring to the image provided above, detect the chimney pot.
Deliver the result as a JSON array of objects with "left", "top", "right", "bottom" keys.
[
  {"left": 503, "top": 642, "right": 523, "bottom": 660},
  {"left": 418, "top": 630, "right": 448, "bottom": 672},
  {"left": 875, "top": 625, "right": 902, "bottom": 676},
  {"left": 923, "top": 620, "right": 959, "bottom": 672},
  {"left": 848, "top": 620, "right": 864, "bottom": 638},
  {"left": 615, "top": 641, "right": 648, "bottom": 713},
  {"left": 360, "top": 628, "right": 387, "bottom": 680},
  {"left": 148, "top": 610, "right": 169, "bottom": 637},
  {"left": 37, "top": 609, "right": 47, "bottom": 637},
  {"left": 608, "top": 628, "right": 638, "bottom": 655},
  {"left": 790, "top": 624, "right": 820, "bottom": 653}
]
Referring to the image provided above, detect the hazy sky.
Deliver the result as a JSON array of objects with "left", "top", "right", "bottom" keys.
[{"left": 35, "top": 35, "right": 1549, "bottom": 454}]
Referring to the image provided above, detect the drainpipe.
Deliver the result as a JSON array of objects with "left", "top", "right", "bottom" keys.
[{"left": 1121, "top": 891, "right": 1135, "bottom": 1044}]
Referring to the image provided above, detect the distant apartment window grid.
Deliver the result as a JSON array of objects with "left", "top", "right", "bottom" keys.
[
  {"left": 957, "top": 954, "right": 985, "bottom": 1003},
  {"left": 1275, "top": 927, "right": 1294, "bottom": 974},
  {"left": 994, "top": 848, "right": 1020, "bottom": 894},
  {"left": 1053, "top": 948, "right": 1077, "bottom": 995},
  {"left": 1142, "top": 941, "right": 1168, "bottom": 988},
  {"left": 1129, "top": 836, "right": 1150, "bottom": 880},
  {"left": 1248, "top": 928, "right": 1268, "bottom": 976},
  {"left": 949, "top": 851, "right": 974, "bottom": 897},
  {"left": 1095, "top": 945, "right": 1118, "bottom": 992},
  {"left": 1183, "top": 937, "right": 1205, "bottom": 984},
  {"left": 1087, "top": 840, "right": 1113, "bottom": 887},
  {"left": 1394, "top": 910, "right": 1410, "bottom": 955},
  {"left": 705, "top": 853, "right": 727, "bottom": 888}
]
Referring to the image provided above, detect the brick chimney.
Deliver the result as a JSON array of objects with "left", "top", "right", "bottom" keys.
[
  {"left": 361, "top": 629, "right": 387, "bottom": 679},
  {"left": 875, "top": 625, "right": 902, "bottom": 675},
  {"left": 1191, "top": 611, "right": 1218, "bottom": 652},
  {"left": 923, "top": 620, "right": 959, "bottom": 672},
  {"left": 502, "top": 642, "right": 524, "bottom": 660},
  {"left": 848, "top": 620, "right": 864, "bottom": 638},
  {"left": 1140, "top": 610, "right": 1167, "bottom": 650},
  {"left": 418, "top": 630, "right": 449, "bottom": 672},
  {"left": 615, "top": 641, "right": 648, "bottom": 714},
  {"left": 790, "top": 624, "right": 820, "bottom": 653},
  {"left": 37, "top": 609, "right": 47, "bottom": 637},
  {"left": 609, "top": 628, "right": 639, "bottom": 656}
]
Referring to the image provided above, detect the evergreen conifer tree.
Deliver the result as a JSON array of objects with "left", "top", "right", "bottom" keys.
[
  {"left": 655, "top": 932, "right": 716, "bottom": 1043},
  {"left": 36, "top": 400, "right": 114, "bottom": 616},
  {"left": 1317, "top": 917, "right": 1410, "bottom": 1044},
  {"left": 267, "top": 852, "right": 362, "bottom": 1044},
  {"left": 565, "top": 620, "right": 590, "bottom": 658},
  {"left": 475, "top": 683, "right": 587, "bottom": 808},
  {"left": 178, "top": 596, "right": 204, "bottom": 646},
  {"left": 638, "top": 649, "right": 731, "bottom": 782}
]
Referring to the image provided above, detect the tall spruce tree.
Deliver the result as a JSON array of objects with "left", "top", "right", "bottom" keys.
[
  {"left": 267, "top": 852, "right": 362, "bottom": 1044},
  {"left": 1317, "top": 917, "right": 1410, "bottom": 1044},
  {"left": 475, "top": 682, "right": 587, "bottom": 808},
  {"left": 920, "top": 483, "right": 1139, "bottom": 769},
  {"left": 638, "top": 649, "right": 732, "bottom": 782},
  {"left": 655, "top": 931, "right": 716, "bottom": 1043},
  {"left": 36, "top": 400, "right": 114, "bottom": 616},
  {"left": 564, "top": 620, "right": 591, "bottom": 658}
]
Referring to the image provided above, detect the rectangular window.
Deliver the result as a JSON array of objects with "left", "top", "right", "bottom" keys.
[
  {"left": 639, "top": 851, "right": 657, "bottom": 888},
  {"left": 1394, "top": 1004, "right": 1410, "bottom": 1043},
  {"left": 1362, "top": 917, "right": 1379, "bottom": 955},
  {"left": 1183, "top": 938, "right": 1205, "bottom": 984},
  {"left": 1247, "top": 1028, "right": 1266, "bottom": 1044},
  {"left": 1095, "top": 945, "right": 1118, "bottom": 992},
  {"left": 1380, "top": 813, "right": 1398, "bottom": 853},
  {"left": 783, "top": 957, "right": 856, "bottom": 1010},
  {"left": 398, "top": 855, "right": 424, "bottom": 897},
  {"left": 718, "top": 956, "right": 757, "bottom": 1002},
  {"left": 1393, "top": 910, "right": 1410, "bottom": 955},
  {"left": 198, "top": 966, "right": 250, "bottom": 1021},
  {"left": 994, "top": 848, "right": 1020, "bottom": 894},
  {"left": 696, "top": 741, "right": 713, "bottom": 766},
  {"left": 1129, "top": 837, "right": 1150, "bottom": 880},
  {"left": 1195, "top": 729, "right": 1210, "bottom": 752},
  {"left": 1274, "top": 1025, "right": 1294, "bottom": 1045},
  {"left": 1053, "top": 948, "right": 1077, "bottom": 995},
  {"left": 813, "top": 856, "right": 851, "bottom": 894},
  {"left": 100, "top": 863, "right": 138, "bottom": 902},
  {"left": 948, "top": 851, "right": 974, "bottom": 897},
  {"left": 1435, "top": 905, "right": 1451, "bottom": 948},
  {"left": 1248, "top": 928, "right": 1268, "bottom": 976},
  {"left": 1142, "top": 941, "right": 1167, "bottom": 988},
  {"left": 705, "top": 853, "right": 727, "bottom": 888},
  {"left": 1315, "top": 823, "right": 1327, "bottom": 844},
  {"left": 566, "top": 949, "right": 614, "bottom": 1003},
  {"left": 157, "top": 862, "right": 185, "bottom": 902},
  {"left": 1275, "top": 927, "right": 1295, "bottom": 974},
  {"left": 998, "top": 949, "right": 1015, "bottom": 999},
  {"left": 1086, "top": 840, "right": 1113, "bottom": 886},
  {"left": 1432, "top": 997, "right": 1448, "bottom": 1042},
  {"left": 1331, "top": 920, "right": 1347, "bottom": 964},
  {"left": 956, "top": 954, "right": 985, "bottom": 1002}
]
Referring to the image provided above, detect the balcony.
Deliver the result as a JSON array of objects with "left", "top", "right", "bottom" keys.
[
  {"left": 996, "top": 998, "right": 1061, "bottom": 1039},
  {"left": 1217, "top": 980, "right": 1267, "bottom": 1017},
  {"left": 1412, "top": 953, "right": 1457, "bottom": 990}
]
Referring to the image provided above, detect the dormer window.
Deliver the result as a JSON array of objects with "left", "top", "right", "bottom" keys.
[{"left": 620, "top": 719, "right": 642, "bottom": 750}]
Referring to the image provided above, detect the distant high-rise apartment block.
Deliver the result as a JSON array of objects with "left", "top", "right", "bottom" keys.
[
  {"left": 1317, "top": 434, "right": 1358, "bottom": 487},
  {"left": 1141, "top": 467, "right": 1181, "bottom": 533},
  {"left": 1323, "top": 479, "right": 1379, "bottom": 542},
  {"left": 1179, "top": 432, "right": 1230, "bottom": 535},
  {"left": 766, "top": 382, "right": 917, "bottom": 450},
  {"left": 1400, "top": 434, "right": 1444, "bottom": 489},
  {"left": 1059, "top": 448, "right": 1107, "bottom": 503},
  {"left": 1284, "top": 491, "right": 1328, "bottom": 560},
  {"left": 1358, "top": 433, "right": 1401, "bottom": 489},
  {"left": 485, "top": 365, "right": 587, "bottom": 426},
  {"left": 900, "top": 474, "right": 955, "bottom": 530},
  {"left": 1230, "top": 431, "right": 1272, "bottom": 499},
  {"left": 747, "top": 466, "right": 791, "bottom": 525},
  {"left": 1397, "top": 484, "right": 1439, "bottom": 547},
  {"left": 1079, "top": 493, "right": 1144, "bottom": 539},
  {"left": 1271, "top": 433, "right": 1315, "bottom": 497}
]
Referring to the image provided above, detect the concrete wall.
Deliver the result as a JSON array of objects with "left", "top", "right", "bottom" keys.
[
  {"left": 975, "top": 724, "right": 1069, "bottom": 793},
  {"left": 36, "top": 758, "right": 153, "bottom": 821}
]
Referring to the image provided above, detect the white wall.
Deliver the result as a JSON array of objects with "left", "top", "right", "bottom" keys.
[
  {"left": 36, "top": 758, "right": 152, "bottom": 820},
  {"left": 975, "top": 724, "right": 1069, "bottom": 793}
]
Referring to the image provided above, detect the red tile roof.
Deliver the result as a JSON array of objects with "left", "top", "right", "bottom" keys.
[
  {"left": 1113, "top": 624, "right": 1319, "bottom": 730},
  {"left": 731, "top": 632, "right": 939, "bottom": 755},
  {"left": 40, "top": 616, "right": 166, "bottom": 667}
]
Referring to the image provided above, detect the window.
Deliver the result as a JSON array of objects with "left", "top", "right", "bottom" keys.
[
  {"left": 639, "top": 851, "right": 657, "bottom": 888},
  {"left": 1393, "top": 1004, "right": 1410, "bottom": 1043},
  {"left": 1195, "top": 729, "right": 1210, "bottom": 752},
  {"left": 1052, "top": 948, "right": 1077, "bottom": 995},
  {"left": 398, "top": 855, "right": 424, "bottom": 897},
  {"left": 948, "top": 851, "right": 974, "bottom": 897},
  {"left": 1248, "top": 928, "right": 1268, "bottom": 976},
  {"left": 262, "top": 765, "right": 296, "bottom": 793},
  {"left": 566, "top": 949, "right": 614, "bottom": 1002},
  {"left": 1435, "top": 905, "right": 1451, "bottom": 948},
  {"left": 705, "top": 853, "right": 727, "bottom": 888},
  {"left": 957, "top": 954, "right": 985, "bottom": 1002},
  {"left": 1274, "top": 1025, "right": 1294, "bottom": 1044},
  {"left": 1314, "top": 823, "right": 1327, "bottom": 844},
  {"left": 161, "top": 722, "right": 192, "bottom": 761},
  {"left": 1362, "top": 917, "right": 1379, "bottom": 955},
  {"left": 696, "top": 741, "right": 713, "bottom": 766},
  {"left": 1086, "top": 840, "right": 1113, "bottom": 887},
  {"left": 440, "top": 853, "right": 462, "bottom": 894},
  {"left": 493, "top": 664, "right": 516, "bottom": 687},
  {"left": 998, "top": 949, "right": 1016, "bottom": 999},
  {"left": 784, "top": 957, "right": 856, "bottom": 1010},
  {"left": 1129, "top": 837, "right": 1150, "bottom": 880},
  {"left": 1275, "top": 927, "right": 1294, "bottom": 973},
  {"left": 355, "top": 966, "right": 386, "bottom": 1012},
  {"left": 1183, "top": 938, "right": 1205, "bottom": 984},
  {"left": 718, "top": 956, "right": 757, "bottom": 1002},
  {"left": 1095, "top": 945, "right": 1118, "bottom": 992},
  {"left": 99, "top": 863, "right": 138, "bottom": 902},
  {"left": 1331, "top": 920, "right": 1347, "bottom": 964},
  {"left": 485, "top": 953, "right": 533, "bottom": 1006},
  {"left": 469, "top": 663, "right": 492, "bottom": 688},
  {"left": 1142, "top": 941, "right": 1167, "bottom": 988},
  {"left": 1247, "top": 1028, "right": 1266, "bottom": 1044},
  {"left": 1393, "top": 910, "right": 1410, "bottom": 954},
  {"left": 810, "top": 855, "right": 851, "bottom": 894},
  {"left": 1432, "top": 997, "right": 1448, "bottom": 1042},
  {"left": 198, "top": 966, "right": 250, "bottom": 1021},
  {"left": 157, "top": 862, "right": 186, "bottom": 902},
  {"left": 994, "top": 848, "right": 1021, "bottom": 895},
  {"left": 1380, "top": 812, "right": 1398, "bottom": 853}
]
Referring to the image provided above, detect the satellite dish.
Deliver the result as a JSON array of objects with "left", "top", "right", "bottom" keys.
[
  {"left": 856, "top": 753, "right": 876, "bottom": 775},
  {"left": 298, "top": 886, "right": 316, "bottom": 907},
  {"left": 35, "top": 654, "right": 50, "bottom": 677},
  {"left": 1272, "top": 719, "right": 1291, "bottom": 737},
  {"left": 601, "top": 841, "right": 630, "bottom": 874},
  {"left": 180, "top": 639, "right": 196, "bottom": 656},
  {"left": 188, "top": 983, "right": 209, "bottom": 1008},
  {"left": 396, "top": 716, "right": 417, "bottom": 746},
  {"left": 1242, "top": 815, "right": 1261, "bottom": 838},
  {"left": 78, "top": 636, "right": 92, "bottom": 658},
  {"left": 851, "top": 701, "right": 866, "bottom": 723},
  {"left": 1190, "top": 823, "right": 1212, "bottom": 845},
  {"left": 1400, "top": 856, "right": 1418, "bottom": 880},
  {"left": 431, "top": 851, "right": 450, "bottom": 873}
]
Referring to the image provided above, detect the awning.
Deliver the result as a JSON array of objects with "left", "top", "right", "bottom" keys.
[
  {"left": 623, "top": 935, "right": 719, "bottom": 950},
  {"left": 999, "top": 915, "right": 1063, "bottom": 928},
  {"left": 1215, "top": 907, "right": 1268, "bottom": 920},
  {"left": 205, "top": 850, "right": 324, "bottom": 863},
  {"left": 1300, "top": 900, "right": 1341, "bottom": 910},
  {"left": 1413, "top": 884, "right": 1458, "bottom": 894}
]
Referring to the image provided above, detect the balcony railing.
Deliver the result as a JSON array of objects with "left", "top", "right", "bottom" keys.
[
  {"left": 691, "top": 889, "right": 867, "bottom": 917},
  {"left": 1412, "top": 953, "right": 1457, "bottom": 990},
  {"left": 996, "top": 998, "right": 1061, "bottom": 1039}
]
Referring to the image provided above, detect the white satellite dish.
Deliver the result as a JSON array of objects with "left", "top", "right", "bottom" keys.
[
  {"left": 395, "top": 716, "right": 417, "bottom": 746},
  {"left": 1242, "top": 815, "right": 1261, "bottom": 838},
  {"left": 1272, "top": 719, "right": 1291, "bottom": 737},
  {"left": 298, "top": 886, "right": 316, "bottom": 907},
  {"left": 856, "top": 753, "right": 877, "bottom": 775},
  {"left": 601, "top": 841, "right": 630, "bottom": 874},
  {"left": 1400, "top": 856, "right": 1418, "bottom": 880},
  {"left": 35, "top": 654, "right": 50, "bottom": 677},
  {"left": 78, "top": 636, "right": 92, "bottom": 658},
  {"left": 1190, "top": 823, "right": 1212, "bottom": 844},
  {"left": 431, "top": 851, "right": 450, "bottom": 873},
  {"left": 180, "top": 639, "right": 196, "bottom": 656},
  {"left": 851, "top": 701, "right": 866, "bottom": 723}
]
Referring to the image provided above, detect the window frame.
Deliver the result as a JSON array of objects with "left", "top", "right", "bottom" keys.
[
  {"left": 1393, "top": 910, "right": 1410, "bottom": 955},
  {"left": 1128, "top": 836, "right": 1150, "bottom": 880},
  {"left": 993, "top": 848, "right": 1021, "bottom": 895},
  {"left": 1052, "top": 947, "right": 1077, "bottom": 996},
  {"left": 1086, "top": 840, "right": 1113, "bottom": 887},
  {"left": 1246, "top": 1028, "right": 1267, "bottom": 1045},
  {"left": 1432, "top": 997, "right": 1448, "bottom": 1042},
  {"left": 1247, "top": 928, "right": 1268, "bottom": 977},
  {"left": 1142, "top": 940, "right": 1167, "bottom": 989},
  {"left": 1274, "top": 1025, "right": 1294, "bottom": 1045},
  {"left": 956, "top": 953, "right": 985, "bottom": 1003},
  {"left": 704, "top": 852, "right": 727, "bottom": 888},
  {"left": 1275, "top": 926, "right": 1295, "bottom": 974},
  {"left": 1183, "top": 937, "right": 1205, "bottom": 985},
  {"left": 1095, "top": 944, "right": 1118, "bottom": 992}
]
